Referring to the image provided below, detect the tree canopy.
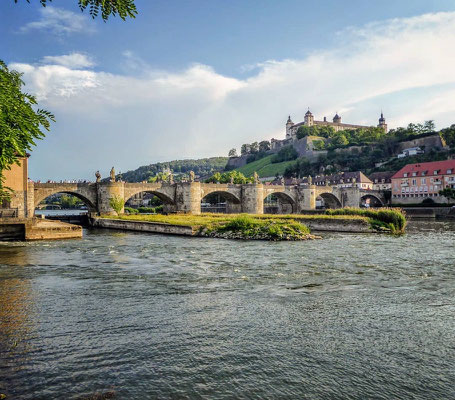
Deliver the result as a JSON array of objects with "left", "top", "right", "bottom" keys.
[
  {"left": 0, "top": 60, "right": 54, "bottom": 200},
  {"left": 16, "top": 0, "right": 137, "bottom": 21}
]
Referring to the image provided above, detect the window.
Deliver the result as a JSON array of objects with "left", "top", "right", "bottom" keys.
[
  {"left": 403, "top": 173, "right": 408, "bottom": 177},
  {"left": 412, "top": 172, "right": 417, "bottom": 177},
  {"left": 412, "top": 179, "right": 417, "bottom": 186},
  {"left": 434, "top": 170, "right": 439, "bottom": 175},
  {"left": 448, "top": 169, "right": 453, "bottom": 174}
]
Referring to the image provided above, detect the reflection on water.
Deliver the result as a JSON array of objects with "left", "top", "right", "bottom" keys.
[
  {"left": 0, "top": 221, "right": 455, "bottom": 399},
  {"left": 35, "top": 209, "right": 88, "bottom": 216}
]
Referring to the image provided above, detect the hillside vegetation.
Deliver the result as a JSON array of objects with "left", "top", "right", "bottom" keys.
[
  {"left": 117, "top": 157, "right": 229, "bottom": 182},
  {"left": 235, "top": 155, "right": 297, "bottom": 178}
]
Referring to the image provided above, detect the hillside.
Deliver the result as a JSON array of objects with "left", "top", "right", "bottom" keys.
[
  {"left": 118, "top": 157, "right": 229, "bottom": 182},
  {"left": 234, "top": 155, "right": 297, "bottom": 178}
]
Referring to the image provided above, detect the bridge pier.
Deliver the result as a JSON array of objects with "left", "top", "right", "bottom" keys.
[
  {"left": 175, "top": 182, "right": 201, "bottom": 214},
  {"left": 296, "top": 186, "right": 316, "bottom": 212},
  {"left": 97, "top": 181, "right": 125, "bottom": 215},
  {"left": 241, "top": 184, "right": 264, "bottom": 214}
]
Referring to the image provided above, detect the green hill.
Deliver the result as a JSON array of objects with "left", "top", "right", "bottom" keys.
[
  {"left": 118, "top": 157, "right": 229, "bottom": 182},
  {"left": 235, "top": 155, "right": 297, "bottom": 178}
]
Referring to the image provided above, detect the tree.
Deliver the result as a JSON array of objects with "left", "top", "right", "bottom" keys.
[
  {"left": 272, "top": 145, "right": 298, "bottom": 163},
  {"left": 439, "top": 188, "right": 455, "bottom": 203},
  {"left": 240, "top": 144, "right": 250, "bottom": 155},
  {"left": 109, "top": 195, "right": 125, "bottom": 215},
  {"left": 16, "top": 0, "right": 137, "bottom": 21},
  {"left": 0, "top": 61, "right": 54, "bottom": 201},
  {"left": 250, "top": 142, "right": 259, "bottom": 154},
  {"left": 259, "top": 140, "right": 271, "bottom": 152},
  {"left": 228, "top": 148, "right": 238, "bottom": 157},
  {"left": 330, "top": 133, "right": 348, "bottom": 148},
  {"left": 205, "top": 170, "right": 253, "bottom": 184},
  {"left": 424, "top": 120, "right": 436, "bottom": 133}
]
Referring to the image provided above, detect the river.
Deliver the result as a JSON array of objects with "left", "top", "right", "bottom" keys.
[{"left": 1, "top": 221, "right": 455, "bottom": 399}]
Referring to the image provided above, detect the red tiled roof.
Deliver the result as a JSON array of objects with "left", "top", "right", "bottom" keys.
[{"left": 391, "top": 160, "right": 455, "bottom": 179}]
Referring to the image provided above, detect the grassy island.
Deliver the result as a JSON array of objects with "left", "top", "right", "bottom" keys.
[{"left": 98, "top": 208, "right": 406, "bottom": 239}]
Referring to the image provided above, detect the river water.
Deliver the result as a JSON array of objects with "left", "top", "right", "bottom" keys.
[{"left": 1, "top": 221, "right": 455, "bottom": 399}]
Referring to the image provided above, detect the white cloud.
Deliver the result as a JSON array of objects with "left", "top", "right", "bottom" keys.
[
  {"left": 11, "top": 63, "right": 98, "bottom": 99},
  {"left": 12, "top": 11, "right": 455, "bottom": 180},
  {"left": 20, "top": 6, "right": 95, "bottom": 35},
  {"left": 41, "top": 53, "right": 95, "bottom": 69}
]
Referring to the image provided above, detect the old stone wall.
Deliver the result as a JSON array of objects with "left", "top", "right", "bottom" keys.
[
  {"left": 396, "top": 134, "right": 446, "bottom": 152},
  {"left": 93, "top": 218, "right": 194, "bottom": 236}
]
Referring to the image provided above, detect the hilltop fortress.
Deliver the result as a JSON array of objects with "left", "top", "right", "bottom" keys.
[
  {"left": 271, "top": 109, "right": 387, "bottom": 150},
  {"left": 227, "top": 110, "right": 389, "bottom": 169}
]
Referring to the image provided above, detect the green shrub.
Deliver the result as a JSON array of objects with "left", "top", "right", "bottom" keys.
[
  {"left": 216, "top": 214, "right": 310, "bottom": 239},
  {"left": 154, "top": 205, "right": 164, "bottom": 213},
  {"left": 124, "top": 206, "right": 139, "bottom": 214},
  {"left": 138, "top": 206, "right": 156, "bottom": 213},
  {"left": 109, "top": 195, "right": 125, "bottom": 215},
  {"left": 272, "top": 145, "right": 298, "bottom": 163},
  {"left": 325, "top": 207, "right": 406, "bottom": 234}
]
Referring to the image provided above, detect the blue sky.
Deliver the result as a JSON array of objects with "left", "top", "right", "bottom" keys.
[{"left": 1, "top": 0, "right": 455, "bottom": 180}]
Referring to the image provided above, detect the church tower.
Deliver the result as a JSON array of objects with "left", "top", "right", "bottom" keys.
[
  {"left": 333, "top": 113, "right": 342, "bottom": 124},
  {"left": 378, "top": 111, "right": 387, "bottom": 133},
  {"left": 286, "top": 115, "right": 294, "bottom": 139},
  {"left": 304, "top": 109, "right": 314, "bottom": 126}
]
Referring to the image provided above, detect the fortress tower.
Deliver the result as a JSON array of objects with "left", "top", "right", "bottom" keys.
[
  {"left": 285, "top": 115, "right": 294, "bottom": 139},
  {"left": 304, "top": 109, "right": 314, "bottom": 126},
  {"left": 378, "top": 112, "right": 387, "bottom": 132}
]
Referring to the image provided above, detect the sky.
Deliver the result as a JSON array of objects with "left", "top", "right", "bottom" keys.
[{"left": 1, "top": 0, "right": 455, "bottom": 180}]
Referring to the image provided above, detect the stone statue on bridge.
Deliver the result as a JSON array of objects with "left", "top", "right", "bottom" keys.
[
  {"left": 253, "top": 171, "right": 260, "bottom": 184},
  {"left": 95, "top": 170, "right": 101, "bottom": 183},
  {"left": 110, "top": 167, "right": 116, "bottom": 182},
  {"left": 189, "top": 170, "right": 195, "bottom": 182},
  {"left": 307, "top": 176, "right": 312, "bottom": 185},
  {"left": 279, "top": 177, "right": 284, "bottom": 185},
  {"left": 168, "top": 173, "right": 174, "bottom": 184}
]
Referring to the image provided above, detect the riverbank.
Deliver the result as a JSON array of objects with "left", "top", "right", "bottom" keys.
[{"left": 0, "top": 218, "right": 82, "bottom": 241}]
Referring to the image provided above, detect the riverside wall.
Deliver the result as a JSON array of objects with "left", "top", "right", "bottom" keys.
[
  {"left": 294, "top": 217, "right": 375, "bottom": 233},
  {"left": 0, "top": 218, "right": 82, "bottom": 241},
  {"left": 92, "top": 218, "right": 194, "bottom": 236}
]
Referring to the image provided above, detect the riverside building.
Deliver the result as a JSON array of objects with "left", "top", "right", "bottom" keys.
[{"left": 391, "top": 160, "right": 455, "bottom": 203}]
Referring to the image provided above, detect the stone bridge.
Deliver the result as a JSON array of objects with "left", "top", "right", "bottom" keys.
[{"left": 28, "top": 181, "right": 387, "bottom": 216}]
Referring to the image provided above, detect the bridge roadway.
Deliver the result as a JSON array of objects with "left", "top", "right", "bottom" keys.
[{"left": 27, "top": 181, "right": 386, "bottom": 216}]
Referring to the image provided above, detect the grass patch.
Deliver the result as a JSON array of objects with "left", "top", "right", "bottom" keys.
[
  {"left": 205, "top": 214, "right": 312, "bottom": 240},
  {"left": 325, "top": 207, "right": 407, "bottom": 234}
]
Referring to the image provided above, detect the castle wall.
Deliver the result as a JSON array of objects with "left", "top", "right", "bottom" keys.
[
  {"left": 396, "top": 134, "right": 445, "bottom": 153},
  {"left": 226, "top": 155, "right": 248, "bottom": 169}
]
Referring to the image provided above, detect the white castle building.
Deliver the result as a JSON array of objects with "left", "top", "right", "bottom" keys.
[{"left": 285, "top": 109, "right": 387, "bottom": 140}]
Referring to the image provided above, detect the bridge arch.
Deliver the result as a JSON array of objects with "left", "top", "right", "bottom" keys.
[
  {"left": 124, "top": 189, "right": 175, "bottom": 206},
  {"left": 34, "top": 190, "right": 97, "bottom": 214},
  {"left": 264, "top": 191, "right": 296, "bottom": 214},
  {"left": 201, "top": 190, "right": 241, "bottom": 213},
  {"left": 360, "top": 194, "right": 384, "bottom": 207},
  {"left": 317, "top": 192, "right": 342, "bottom": 209}
]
